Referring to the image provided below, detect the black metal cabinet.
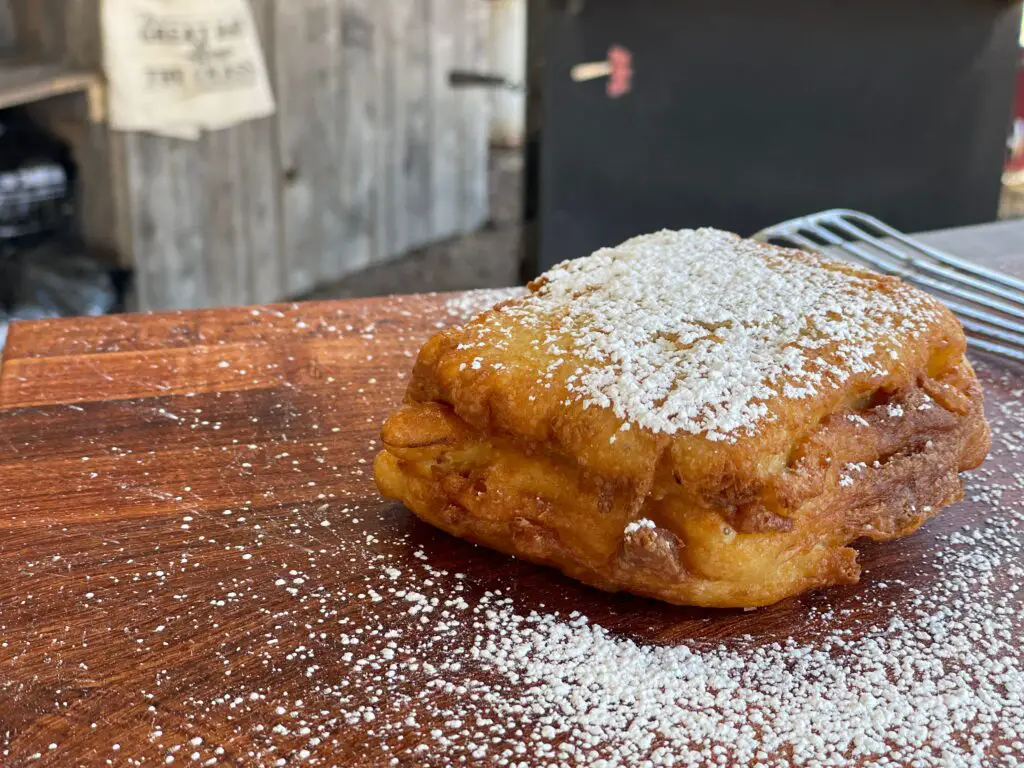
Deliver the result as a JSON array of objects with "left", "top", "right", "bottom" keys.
[{"left": 524, "top": 0, "right": 1023, "bottom": 275}]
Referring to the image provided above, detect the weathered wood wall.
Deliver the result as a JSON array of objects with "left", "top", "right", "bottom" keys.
[
  {"left": 5, "top": 0, "right": 490, "bottom": 310},
  {"left": 0, "top": 3, "right": 13, "bottom": 48},
  {"left": 487, "top": 0, "right": 526, "bottom": 147}
]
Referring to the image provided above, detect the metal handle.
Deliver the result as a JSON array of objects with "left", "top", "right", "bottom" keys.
[{"left": 448, "top": 70, "right": 525, "bottom": 91}]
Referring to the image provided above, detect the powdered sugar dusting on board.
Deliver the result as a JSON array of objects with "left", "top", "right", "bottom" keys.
[
  {"left": 2, "top": 297, "right": 1019, "bottom": 767},
  {"left": 475, "top": 229, "right": 943, "bottom": 441},
  {"left": 167, "top": 371, "right": 1021, "bottom": 767},
  {"left": 208, "top": 363, "right": 1020, "bottom": 766}
]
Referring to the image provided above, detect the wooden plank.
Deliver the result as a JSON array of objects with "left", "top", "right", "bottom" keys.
[
  {"left": 400, "top": 0, "right": 432, "bottom": 250},
  {"left": 6, "top": 0, "right": 63, "bottom": 58},
  {"left": 338, "top": 0, "right": 379, "bottom": 273},
  {"left": 4, "top": 0, "right": 495, "bottom": 308},
  {"left": 125, "top": 133, "right": 177, "bottom": 309},
  {"left": 0, "top": 252, "right": 1022, "bottom": 763},
  {"left": 168, "top": 137, "right": 208, "bottom": 309},
  {"left": 458, "top": 0, "right": 490, "bottom": 233},
  {"left": 243, "top": 0, "right": 286, "bottom": 305},
  {"left": 198, "top": 0, "right": 282, "bottom": 308},
  {"left": 913, "top": 218, "right": 1024, "bottom": 276},
  {"left": 429, "top": 0, "right": 462, "bottom": 239},
  {"left": 7, "top": 0, "right": 134, "bottom": 268},
  {"left": 0, "top": 61, "right": 98, "bottom": 110},
  {"left": 375, "top": 0, "right": 405, "bottom": 261},
  {"left": 10, "top": 0, "right": 279, "bottom": 305},
  {"left": 60, "top": 0, "right": 100, "bottom": 64},
  {"left": 188, "top": 0, "right": 284, "bottom": 308},
  {"left": 820, "top": 219, "right": 1024, "bottom": 294},
  {"left": 273, "top": 0, "right": 345, "bottom": 297},
  {"left": 124, "top": 134, "right": 207, "bottom": 310},
  {"left": 60, "top": 0, "right": 132, "bottom": 265}
]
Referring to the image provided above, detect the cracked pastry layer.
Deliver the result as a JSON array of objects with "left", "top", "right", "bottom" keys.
[{"left": 374, "top": 229, "right": 991, "bottom": 607}]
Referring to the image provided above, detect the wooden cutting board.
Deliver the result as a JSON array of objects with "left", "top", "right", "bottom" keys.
[{"left": 1, "top": 229, "right": 1022, "bottom": 766}]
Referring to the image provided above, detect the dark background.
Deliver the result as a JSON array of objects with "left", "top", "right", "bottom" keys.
[{"left": 525, "top": 0, "right": 1024, "bottom": 273}]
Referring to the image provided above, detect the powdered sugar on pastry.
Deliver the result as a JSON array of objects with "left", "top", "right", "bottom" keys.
[
  {"left": 486, "top": 229, "right": 943, "bottom": 441},
  {"left": 623, "top": 518, "right": 657, "bottom": 535}
]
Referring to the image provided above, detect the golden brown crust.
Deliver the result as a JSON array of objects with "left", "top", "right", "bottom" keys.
[{"left": 375, "top": 229, "right": 991, "bottom": 607}]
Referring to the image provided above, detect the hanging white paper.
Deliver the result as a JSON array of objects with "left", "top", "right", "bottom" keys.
[{"left": 101, "top": 0, "right": 276, "bottom": 140}]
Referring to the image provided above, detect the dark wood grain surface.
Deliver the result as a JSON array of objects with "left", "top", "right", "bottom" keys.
[{"left": 0, "top": 227, "right": 1022, "bottom": 767}]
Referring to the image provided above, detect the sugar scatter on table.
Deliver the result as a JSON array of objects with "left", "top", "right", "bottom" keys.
[{"left": 0, "top": 298, "right": 1021, "bottom": 767}]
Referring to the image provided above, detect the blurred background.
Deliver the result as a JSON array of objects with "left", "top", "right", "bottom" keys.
[{"left": 0, "top": 0, "right": 1022, "bottom": 349}]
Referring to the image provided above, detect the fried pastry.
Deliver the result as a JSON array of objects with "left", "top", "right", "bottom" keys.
[{"left": 374, "top": 229, "right": 990, "bottom": 608}]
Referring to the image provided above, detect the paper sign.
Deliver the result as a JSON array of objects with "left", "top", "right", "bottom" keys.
[{"left": 102, "top": 0, "right": 276, "bottom": 140}]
